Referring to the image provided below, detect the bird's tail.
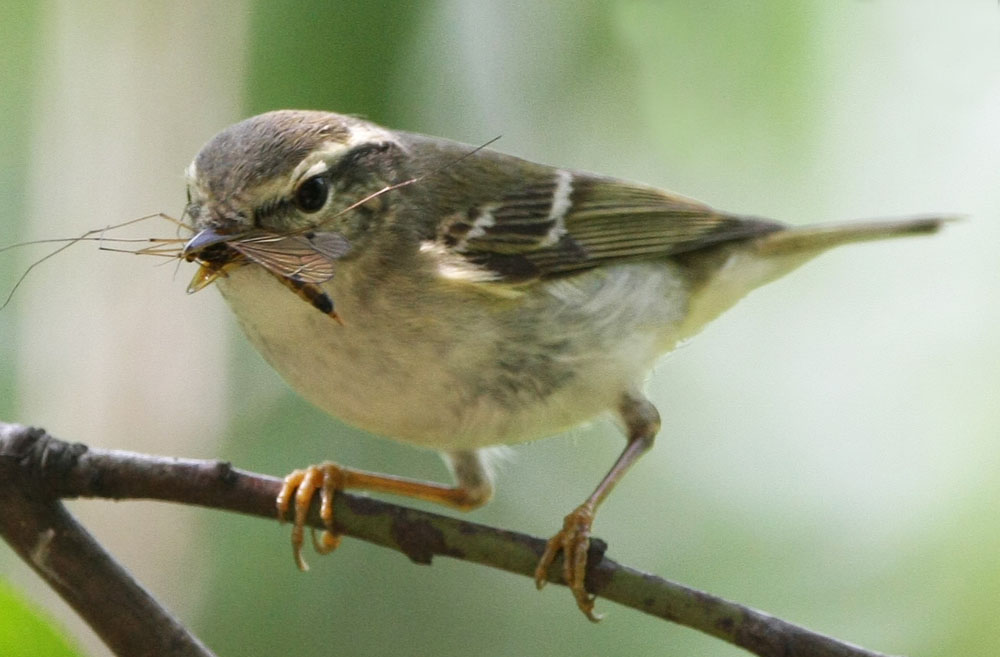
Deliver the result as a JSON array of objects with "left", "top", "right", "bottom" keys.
[
  {"left": 754, "top": 215, "right": 954, "bottom": 256},
  {"left": 676, "top": 214, "right": 956, "bottom": 342}
]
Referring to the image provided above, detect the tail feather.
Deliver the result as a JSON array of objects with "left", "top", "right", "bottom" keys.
[
  {"left": 676, "top": 214, "right": 955, "bottom": 342},
  {"left": 755, "top": 215, "right": 956, "bottom": 256}
]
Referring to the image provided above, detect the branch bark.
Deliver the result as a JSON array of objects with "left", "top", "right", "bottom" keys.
[
  {"left": 0, "top": 425, "right": 215, "bottom": 657},
  {"left": 0, "top": 422, "right": 900, "bottom": 657}
]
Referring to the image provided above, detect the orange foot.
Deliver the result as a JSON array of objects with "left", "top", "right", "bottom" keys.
[
  {"left": 276, "top": 463, "right": 345, "bottom": 571},
  {"left": 534, "top": 502, "right": 602, "bottom": 621}
]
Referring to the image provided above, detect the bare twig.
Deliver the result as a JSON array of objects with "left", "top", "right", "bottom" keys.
[
  {"left": 0, "top": 422, "right": 900, "bottom": 657},
  {"left": 0, "top": 424, "right": 216, "bottom": 657}
]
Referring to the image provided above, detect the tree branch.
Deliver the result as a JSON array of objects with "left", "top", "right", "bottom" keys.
[
  {"left": 0, "top": 422, "right": 901, "bottom": 657},
  {"left": 0, "top": 424, "right": 215, "bottom": 657}
]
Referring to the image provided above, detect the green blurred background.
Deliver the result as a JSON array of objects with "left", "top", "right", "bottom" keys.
[{"left": 1, "top": 2, "right": 998, "bottom": 656}]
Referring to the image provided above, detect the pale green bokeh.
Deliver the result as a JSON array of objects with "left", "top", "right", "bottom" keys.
[
  {"left": 1, "top": 2, "right": 997, "bottom": 657},
  {"left": 0, "top": 579, "right": 83, "bottom": 657},
  {"left": 0, "top": 2, "right": 43, "bottom": 419}
]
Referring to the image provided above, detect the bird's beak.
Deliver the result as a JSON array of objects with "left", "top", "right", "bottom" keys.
[
  {"left": 182, "top": 227, "right": 232, "bottom": 259},
  {"left": 183, "top": 228, "right": 238, "bottom": 294}
]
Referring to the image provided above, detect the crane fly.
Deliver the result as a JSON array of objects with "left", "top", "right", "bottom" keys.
[
  {"left": 184, "top": 229, "right": 351, "bottom": 323},
  {"left": 1, "top": 214, "right": 352, "bottom": 323}
]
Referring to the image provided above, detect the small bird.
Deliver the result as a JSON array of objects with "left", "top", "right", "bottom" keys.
[{"left": 181, "top": 109, "right": 948, "bottom": 620}]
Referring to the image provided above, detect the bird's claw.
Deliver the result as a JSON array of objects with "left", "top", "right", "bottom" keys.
[
  {"left": 276, "top": 463, "right": 345, "bottom": 570},
  {"left": 534, "top": 503, "right": 603, "bottom": 621}
]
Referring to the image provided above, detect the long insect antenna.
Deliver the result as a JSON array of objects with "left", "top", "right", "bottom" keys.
[
  {"left": 1, "top": 213, "right": 192, "bottom": 310},
  {"left": 1, "top": 235, "right": 183, "bottom": 253},
  {"left": 95, "top": 244, "right": 184, "bottom": 258},
  {"left": 96, "top": 231, "right": 187, "bottom": 258},
  {"left": 0, "top": 213, "right": 191, "bottom": 254},
  {"left": 2, "top": 238, "right": 78, "bottom": 310}
]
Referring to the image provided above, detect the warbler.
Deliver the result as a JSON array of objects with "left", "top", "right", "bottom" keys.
[{"left": 181, "top": 109, "right": 948, "bottom": 620}]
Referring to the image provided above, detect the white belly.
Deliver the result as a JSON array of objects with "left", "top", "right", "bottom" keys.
[{"left": 214, "top": 260, "right": 691, "bottom": 450}]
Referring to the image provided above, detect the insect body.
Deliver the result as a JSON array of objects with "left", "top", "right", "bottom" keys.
[
  {"left": 182, "top": 228, "right": 351, "bottom": 322},
  {"left": 274, "top": 275, "right": 342, "bottom": 323}
]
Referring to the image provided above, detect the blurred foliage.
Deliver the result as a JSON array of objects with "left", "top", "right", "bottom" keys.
[
  {"left": 0, "top": 2, "right": 42, "bottom": 419},
  {"left": 0, "top": 579, "right": 83, "bottom": 657},
  {"left": 244, "top": 0, "right": 427, "bottom": 125},
  {"left": 616, "top": 2, "right": 819, "bottom": 178}
]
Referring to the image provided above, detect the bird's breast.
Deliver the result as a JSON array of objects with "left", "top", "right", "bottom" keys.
[{"left": 212, "top": 261, "right": 690, "bottom": 449}]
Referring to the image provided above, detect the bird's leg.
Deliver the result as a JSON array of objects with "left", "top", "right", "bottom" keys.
[
  {"left": 534, "top": 391, "right": 660, "bottom": 621},
  {"left": 276, "top": 450, "right": 493, "bottom": 570}
]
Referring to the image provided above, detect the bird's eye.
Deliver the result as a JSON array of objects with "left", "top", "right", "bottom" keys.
[{"left": 294, "top": 175, "right": 330, "bottom": 213}]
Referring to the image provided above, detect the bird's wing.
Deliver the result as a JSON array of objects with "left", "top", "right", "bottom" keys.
[{"left": 426, "top": 164, "right": 782, "bottom": 283}]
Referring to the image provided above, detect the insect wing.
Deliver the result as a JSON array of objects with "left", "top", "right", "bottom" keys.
[
  {"left": 304, "top": 232, "right": 351, "bottom": 260},
  {"left": 228, "top": 232, "right": 345, "bottom": 283}
]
